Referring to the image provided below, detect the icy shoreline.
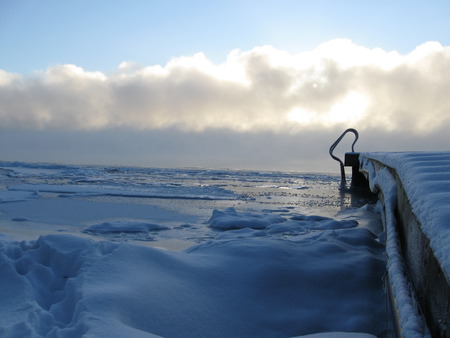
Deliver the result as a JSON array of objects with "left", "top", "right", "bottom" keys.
[{"left": 0, "top": 162, "right": 387, "bottom": 337}]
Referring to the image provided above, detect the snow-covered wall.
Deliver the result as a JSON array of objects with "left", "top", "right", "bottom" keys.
[
  {"left": 361, "top": 152, "right": 450, "bottom": 277},
  {"left": 361, "top": 151, "right": 450, "bottom": 337}
]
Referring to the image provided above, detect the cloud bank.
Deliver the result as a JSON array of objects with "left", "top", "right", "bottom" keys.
[
  {"left": 1, "top": 39, "right": 450, "bottom": 171},
  {"left": 2, "top": 39, "right": 450, "bottom": 134}
]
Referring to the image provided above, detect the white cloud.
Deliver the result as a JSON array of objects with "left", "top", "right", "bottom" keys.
[{"left": 1, "top": 39, "right": 450, "bottom": 135}]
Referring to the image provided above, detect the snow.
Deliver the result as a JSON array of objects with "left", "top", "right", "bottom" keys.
[
  {"left": 361, "top": 151, "right": 450, "bottom": 279},
  {"left": 208, "top": 208, "right": 359, "bottom": 232},
  {"left": 0, "top": 230, "right": 386, "bottom": 337},
  {"left": 208, "top": 207, "right": 286, "bottom": 229},
  {"left": 0, "top": 162, "right": 388, "bottom": 337},
  {"left": 362, "top": 165, "right": 429, "bottom": 337},
  {"left": 84, "top": 221, "right": 169, "bottom": 234}
]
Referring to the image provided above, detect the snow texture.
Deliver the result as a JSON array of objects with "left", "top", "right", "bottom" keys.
[
  {"left": 84, "top": 221, "right": 169, "bottom": 234},
  {"left": 361, "top": 151, "right": 450, "bottom": 279},
  {"left": 0, "top": 229, "right": 386, "bottom": 337},
  {"left": 208, "top": 208, "right": 359, "bottom": 232},
  {"left": 361, "top": 155, "right": 432, "bottom": 337}
]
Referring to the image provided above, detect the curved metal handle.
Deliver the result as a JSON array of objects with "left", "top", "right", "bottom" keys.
[{"left": 329, "top": 128, "right": 359, "bottom": 185}]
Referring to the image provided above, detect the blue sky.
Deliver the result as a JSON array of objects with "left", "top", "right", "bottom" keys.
[
  {"left": 1, "top": 1, "right": 450, "bottom": 171},
  {"left": 2, "top": 0, "right": 450, "bottom": 74}
]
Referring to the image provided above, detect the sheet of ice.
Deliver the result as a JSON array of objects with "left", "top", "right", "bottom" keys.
[
  {"left": 0, "top": 195, "right": 199, "bottom": 244},
  {"left": 0, "top": 160, "right": 373, "bottom": 246},
  {"left": 8, "top": 183, "right": 238, "bottom": 200},
  {"left": 0, "top": 190, "right": 39, "bottom": 202},
  {"left": 361, "top": 151, "right": 450, "bottom": 278},
  {"left": 0, "top": 227, "right": 386, "bottom": 337}
]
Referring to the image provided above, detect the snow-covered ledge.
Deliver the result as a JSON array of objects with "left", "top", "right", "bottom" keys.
[{"left": 360, "top": 151, "right": 450, "bottom": 337}]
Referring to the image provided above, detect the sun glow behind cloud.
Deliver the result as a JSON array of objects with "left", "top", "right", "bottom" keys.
[
  {"left": 288, "top": 90, "right": 369, "bottom": 126},
  {"left": 325, "top": 91, "right": 369, "bottom": 124},
  {"left": 1, "top": 39, "right": 450, "bottom": 134}
]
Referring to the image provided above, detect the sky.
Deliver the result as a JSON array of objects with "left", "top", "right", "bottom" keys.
[{"left": 1, "top": 0, "right": 450, "bottom": 172}]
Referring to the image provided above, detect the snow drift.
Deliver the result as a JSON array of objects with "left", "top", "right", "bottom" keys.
[{"left": 0, "top": 226, "right": 386, "bottom": 337}]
